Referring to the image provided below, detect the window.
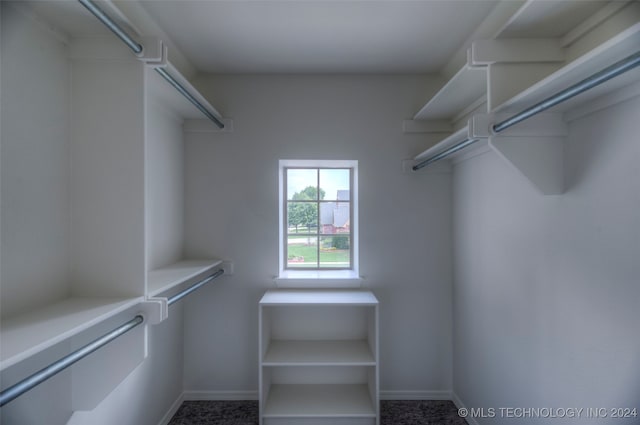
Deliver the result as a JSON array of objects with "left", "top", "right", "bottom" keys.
[{"left": 279, "top": 160, "right": 358, "bottom": 278}]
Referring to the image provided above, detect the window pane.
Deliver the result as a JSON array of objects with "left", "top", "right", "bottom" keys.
[
  {"left": 320, "top": 236, "right": 350, "bottom": 268},
  {"left": 287, "top": 202, "right": 318, "bottom": 234},
  {"left": 287, "top": 169, "right": 318, "bottom": 200},
  {"left": 287, "top": 235, "right": 318, "bottom": 268},
  {"left": 319, "top": 201, "right": 350, "bottom": 234},
  {"left": 320, "top": 169, "right": 350, "bottom": 201}
]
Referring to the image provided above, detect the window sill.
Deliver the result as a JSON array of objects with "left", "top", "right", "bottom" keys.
[{"left": 275, "top": 270, "right": 363, "bottom": 288}]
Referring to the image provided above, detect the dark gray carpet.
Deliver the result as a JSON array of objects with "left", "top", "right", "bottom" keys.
[{"left": 169, "top": 400, "right": 468, "bottom": 424}]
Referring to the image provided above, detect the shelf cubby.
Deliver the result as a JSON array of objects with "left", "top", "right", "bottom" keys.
[{"left": 259, "top": 290, "right": 379, "bottom": 425}]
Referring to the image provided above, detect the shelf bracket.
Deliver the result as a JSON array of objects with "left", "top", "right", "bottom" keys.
[
  {"left": 473, "top": 113, "right": 568, "bottom": 195},
  {"left": 472, "top": 39, "right": 568, "bottom": 111},
  {"left": 136, "top": 36, "right": 167, "bottom": 66},
  {"left": 139, "top": 298, "right": 168, "bottom": 325}
]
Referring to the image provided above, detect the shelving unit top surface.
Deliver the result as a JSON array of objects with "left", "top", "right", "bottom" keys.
[
  {"left": 260, "top": 290, "right": 378, "bottom": 306},
  {"left": 414, "top": 65, "right": 486, "bottom": 120},
  {"left": 493, "top": 24, "right": 640, "bottom": 115},
  {"left": 147, "top": 259, "right": 222, "bottom": 297},
  {"left": 263, "top": 340, "right": 375, "bottom": 366},
  {"left": 0, "top": 296, "right": 142, "bottom": 371},
  {"left": 263, "top": 384, "right": 376, "bottom": 417}
]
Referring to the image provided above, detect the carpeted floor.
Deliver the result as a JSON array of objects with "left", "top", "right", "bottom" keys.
[{"left": 169, "top": 400, "right": 468, "bottom": 425}]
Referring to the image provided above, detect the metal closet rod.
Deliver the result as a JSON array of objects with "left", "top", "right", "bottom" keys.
[
  {"left": 0, "top": 315, "right": 144, "bottom": 408},
  {"left": 414, "top": 50, "right": 640, "bottom": 171},
  {"left": 167, "top": 268, "right": 225, "bottom": 306},
  {"left": 493, "top": 50, "right": 640, "bottom": 133},
  {"left": 412, "top": 138, "right": 480, "bottom": 171},
  {"left": 76, "top": 0, "right": 225, "bottom": 129},
  {"left": 77, "top": 0, "right": 142, "bottom": 54},
  {"left": 155, "top": 68, "right": 226, "bottom": 129},
  {"left": 0, "top": 268, "right": 225, "bottom": 407}
]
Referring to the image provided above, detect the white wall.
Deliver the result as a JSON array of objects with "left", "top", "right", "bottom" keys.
[
  {"left": 145, "top": 73, "right": 185, "bottom": 271},
  {"left": 182, "top": 75, "right": 454, "bottom": 397},
  {"left": 1, "top": 2, "right": 71, "bottom": 318},
  {"left": 0, "top": 4, "right": 73, "bottom": 423},
  {"left": 452, "top": 96, "right": 640, "bottom": 423}
]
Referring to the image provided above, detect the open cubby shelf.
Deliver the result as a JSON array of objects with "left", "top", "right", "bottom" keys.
[{"left": 259, "top": 290, "right": 379, "bottom": 425}]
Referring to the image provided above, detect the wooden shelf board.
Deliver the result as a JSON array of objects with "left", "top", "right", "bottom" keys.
[
  {"left": 147, "top": 259, "right": 222, "bottom": 297},
  {"left": 493, "top": 23, "right": 640, "bottom": 115},
  {"left": 263, "top": 340, "right": 375, "bottom": 366},
  {"left": 263, "top": 384, "right": 375, "bottom": 418},
  {"left": 0, "top": 296, "right": 142, "bottom": 371},
  {"left": 414, "top": 65, "right": 486, "bottom": 121},
  {"left": 260, "top": 290, "right": 378, "bottom": 306}
]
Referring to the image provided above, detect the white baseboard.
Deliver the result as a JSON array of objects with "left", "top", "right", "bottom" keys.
[
  {"left": 380, "top": 390, "right": 452, "bottom": 400},
  {"left": 451, "top": 392, "right": 479, "bottom": 425},
  {"left": 158, "top": 392, "right": 184, "bottom": 425},
  {"left": 183, "top": 390, "right": 259, "bottom": 401}
]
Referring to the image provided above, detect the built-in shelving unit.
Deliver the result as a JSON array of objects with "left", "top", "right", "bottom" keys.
[
  {"left": 410, "top": 0, "right": 640, "bottom": 197},
  {"left": 492, "top": 22, "right": 640, "bottom": 115},
  {"left": 0, "top": 0, "right": 229, "bottom": 412},
  {"left": 259, "top": 290, "right": 379, "bottom": 425}
]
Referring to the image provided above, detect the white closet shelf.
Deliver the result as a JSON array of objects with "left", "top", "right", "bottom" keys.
[
  {"left": 414, "top": 64, "right": 486, "bottom": 121},
  {"left": 263, "top": 340, "right": 375, "bottom": 366},
  {"left": 492, "top": 23, "right": 640, "bottom": 115},
  {"left": 0, "top": 296, "right": 143, "bottom": 371},
  {"left": 414, "top": 126, "right": 470, "bottom": 161},
  {"left": 495, "top": 0, "right": 608, "bottom": 39},
  {"left": 147, "top": 259, "right": 223, "bottom": 297},
  {"left": 263, "top": 384, "right": 376, "bottom": 418},
  {"left": 260, "top": 290, "right": 378, "bottom": 306}
]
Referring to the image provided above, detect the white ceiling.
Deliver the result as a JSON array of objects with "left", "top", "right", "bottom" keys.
[{"left": 138, "top": 0, "right": 499, "bottom": 74}]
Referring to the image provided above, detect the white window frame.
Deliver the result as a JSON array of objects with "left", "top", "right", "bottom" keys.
[{"left": 277, "top": 160, "right": 360, "bottom": 287}]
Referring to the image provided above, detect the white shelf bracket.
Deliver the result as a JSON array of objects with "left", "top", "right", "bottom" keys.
[
  {"left": 472, "top": 39, "right": 567, "bottom": 110},
  {"left": 221, "top": 260, "right": 235, "bottom": 276},
  {"left": 139, "top": 298, "right": 168, "bottom": 325},
  {"left": 137, "top": 37, "right": 168, "bottom": 67},
  {"left": 475, "top": 113, "right": 568, "bottom": 195}
]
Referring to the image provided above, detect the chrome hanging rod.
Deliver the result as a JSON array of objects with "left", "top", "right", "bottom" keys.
[
  {"left": 413, "top": 138, "right": 480, "bottom": 171},
  {"left": 77, "top": 0, "right": 225, "bottom": 129},
  {"left": 155, "top": 68, "right": 225, "bottom": 129},
  {"left": 414, "top": 50, "right": 640, "bottom": 171},
  {"left": 0, "top": 315, "right": 144, "bottom": 408},
  {"left": 493, "top": 50, "right": 640, "bottom": 133},
  {"left": 167, "top": 269, "right": 225, "bottom": 306},
  {"left": 77, "top": 0, "right": 143, "bottom": 55}
]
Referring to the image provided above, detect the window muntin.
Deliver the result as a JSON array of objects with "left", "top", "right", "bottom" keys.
[{"left": 284, "top": 167, "right": 353, "bottom": 270}]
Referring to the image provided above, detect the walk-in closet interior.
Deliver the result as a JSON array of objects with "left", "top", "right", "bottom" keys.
[{"left": 1, "top": 1, "right": 639, "bottom": 424}]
